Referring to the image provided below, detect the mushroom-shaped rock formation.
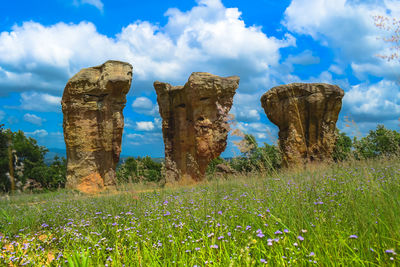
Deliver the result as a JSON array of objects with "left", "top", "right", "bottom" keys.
[
  {"left": 62, "top": 60, "right": 133, "bottom": 193},
  {"left": 261, "top": 83, "right": 344, "bottom": 167},
  {"left": 154, "top": 72, "right": 240, "bottom": 184}
]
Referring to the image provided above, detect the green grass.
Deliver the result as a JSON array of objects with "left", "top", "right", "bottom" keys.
[{"left": 1, "top": 158, "right": 399, "bottom": 266}]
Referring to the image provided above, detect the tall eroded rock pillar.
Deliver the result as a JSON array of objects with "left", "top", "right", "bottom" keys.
[
  {"left": 62, "top": 60, "right": 133, "bottom": 193},
  {"left": 261, "top": 83, "right": 344, "bottom": 167},
  {"left": 154, "top": 72, "right": 239, "bottom": 184}
]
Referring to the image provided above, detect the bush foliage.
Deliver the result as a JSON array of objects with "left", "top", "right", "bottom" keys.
[
  {"left": 116, "top": 156, "right": 163, "bottom": 184},
  {"left": 353, "top": 124, "right": 400, "bottom": 159},
  {"left": 229, "top": 134, "right": 281, "bottom": 173},
  {"left": 205, "top": 134, "right": 282, "bottom": 176},
  {"left": 0, "top": 125, "right": 66, "bottom": 192},
  {"left": 332, "top": 129, "right": 353, "bottom": 162}
]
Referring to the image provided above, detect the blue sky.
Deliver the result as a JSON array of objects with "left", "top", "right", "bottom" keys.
[{"left": 1, "top": 0, "right": 400, "bottom": 157}]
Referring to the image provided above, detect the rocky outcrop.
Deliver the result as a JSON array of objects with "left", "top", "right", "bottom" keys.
[
  {"left": 215, "top": 163, "right": 236, "bottom": 175},
  {"left": 22, "top": 179, "right": 42, "bottom": 192},
  {"left": 62, "top": 60, "right": 133, "bottom": 193},
  {"left": 261, "top": 83, "right": 344, "bottom": 167},
  {"left": 154, "top": 72, "right": 239, "bottom": 184}
]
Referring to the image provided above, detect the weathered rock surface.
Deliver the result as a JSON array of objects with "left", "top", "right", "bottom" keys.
[
  {"left": 215, "top": 163, "right": 236, "bottom": 175},
  {"left": 62, "top": 60, "right": 133, "bottom": 193},
  {"left": 261, "top": 83, "right": 344, "bottom": 167},
  {"left": 154, "top": 72, "right": 239, "bottom": 184},
  {"left": 22, "top": 179, "right": 42, "bottom": 192}
]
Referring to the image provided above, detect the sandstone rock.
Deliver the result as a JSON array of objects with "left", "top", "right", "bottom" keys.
[
  {"left": 215, "top": 163, "right": 236, "bottom": 175},
  {"left": 261, "top": 83, "right": 344, "bottom": 167},
  {"left": 62, "top": 60, "right": 133, "bottom": 193},
  {"left": 154, "top": 72, "right": 239, "bottom": 184},
  {"left": 22, "top": 179, "right": 42, "bottom": 192}
]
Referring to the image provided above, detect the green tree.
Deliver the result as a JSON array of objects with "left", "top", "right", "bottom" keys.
[
  {"left": 116, "top": 157, "right": 138, "bottom": 183},
  {"left": 255, "top": 142, "right": 281, "bottom": 171},
  {"left": 31, "top": 156, "right": 67, "bottom": 189},
  {"left": 116, "top": 156, "right": 162, "bottom": 184},
  {"left": 0, "top": 125, "right": 9, "bottom": 192},
  {"left": 332, "top": 129, "right": 352, "bottom": 161},
  {"left": 231, "top": 134, "right": 281, "bottom": 173},
  {"left": 206, "top": 156, "right": 225, "bottom": 175},
  {"left": 11, "top": 130, "right": 48, "bottom": 184},
  {"left": 138, "top": 156, "right": 162, "bottom": 182},
  {"left": 353, "top": 124, "right": 400, "bottom": 159},
  {"left": 0, "top": 128, "right": 67, "bottom": 192}
]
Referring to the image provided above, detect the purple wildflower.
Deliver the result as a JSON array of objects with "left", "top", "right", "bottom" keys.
[{"left": 385, "top": 249, "right": 396, "bottom": 254}]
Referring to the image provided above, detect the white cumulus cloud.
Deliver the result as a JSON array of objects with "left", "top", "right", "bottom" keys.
[
  {"left": 23, "top": 113, "right": 45, "bottom": 126},
  {"left": 135, "top": 121, "right": 155, "bottom": 131},
  {"left": 26, "top": 129, "right": 48, "bottom": 138},
  {"left": 0, "top": 110, "right": 4, "bottom": 122},
  {"left": 283, "top": 0, "right": 400, "bottom": 81},
  {"left": 131, "top": 96, "right": 159, "bottom": 116},
  {"left": 0, "top": 0, "right": 294, "bottom": 99},
  {"left": 124, "top": 132, "right": 162, "bottom": 146},
  {"left": 13, "top": 92, "right": 61, "bottom": 112},
  {"left": 343, "top": 80, "right": 400, "bottom": 122},
  {"left": 231, "top": 92, "right": 264, "bottom": 122}
]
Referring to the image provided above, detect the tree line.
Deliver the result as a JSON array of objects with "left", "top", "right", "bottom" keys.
[{"left": 1, "top": 124, "right": 400, "bottom": 193}]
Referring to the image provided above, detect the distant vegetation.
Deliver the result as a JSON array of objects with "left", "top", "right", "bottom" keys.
[
  {"left": 1, "top": 124, "right": 400, "bottom": 193},
  {"left": 0, "top": 124, "right": 66, "bottom": 192},
  {"left": 116, "top": 156, "right": 163, "bottom": 184}
]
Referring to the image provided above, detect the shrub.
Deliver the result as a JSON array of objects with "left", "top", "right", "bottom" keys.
[
  {"left": 332, "top": 129, "right": 352, "bottom": 161},
  {"left": 117, "top": 156, "right": 163, "bottom": 183},
  {"left": 206, "top": 156, "right": 225, "bottom": 175},
  {"left": 230, "top": 134, "right": 281, "bottom": 173},
  {"left": 0, "top": 125, "right": 9, "bottom": 192},
  {"left": 353, "top": 124, "right": 400, "bottom": 159},
  {"left": 0, "top": 127, "right": 66, "bottom": 192}
]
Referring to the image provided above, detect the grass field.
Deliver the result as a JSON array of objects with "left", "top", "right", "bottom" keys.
[{"left": 0, "top": 158, "right": 399, "bottom": 266}]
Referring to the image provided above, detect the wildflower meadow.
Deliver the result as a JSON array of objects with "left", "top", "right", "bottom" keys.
[{"left": 1, "top": 157, "right": 399, "bottom": 266}]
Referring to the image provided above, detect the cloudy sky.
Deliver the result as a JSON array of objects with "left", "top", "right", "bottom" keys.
[{"left": 1, "top": 0, "right": 399, "bottom": 157}]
